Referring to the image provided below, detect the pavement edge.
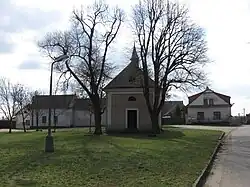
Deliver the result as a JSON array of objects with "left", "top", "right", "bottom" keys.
[{"left": 192, "top": 131, "right": 226, "bottom": 187}]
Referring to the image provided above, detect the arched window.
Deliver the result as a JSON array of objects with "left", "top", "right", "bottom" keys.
[{"left": 128, "top": 96, "right": 136, "bottom": 101}]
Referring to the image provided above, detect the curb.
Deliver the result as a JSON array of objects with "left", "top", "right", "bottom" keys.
[{"left": 192, "top": 131, "right": 226, "bottom": 187}]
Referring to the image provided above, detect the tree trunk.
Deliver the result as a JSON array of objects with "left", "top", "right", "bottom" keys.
[
  {"left": 150, "top": 112, "right": 161, "bottom": 134},
  {"left": 9, "top": 119, "right": 12, "bottom": 133},
  {"left": 89, "top": 112, "right": 92, "bottom": 133},
  {"left": 31, "top": 110, "right": 34, "bottom": 127},
  {"left": 22, "top": 121, "right": 27, "bottom": 133},
  {"left": 22, "top": 113, "right": 27, "bottom": 133},
  {"left": 53, "top": 109, "right": 56, "bottom": 133},
  {"left": 93, "top": 104, "right": 102, "bottom": 135}
]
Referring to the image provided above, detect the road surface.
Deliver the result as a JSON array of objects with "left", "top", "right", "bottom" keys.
[
  {"left": 170, "top": 125, "right": 236, "bottom": 134},
  {"left": 205, "top": 125, "right": 250, "bottom": 187}
]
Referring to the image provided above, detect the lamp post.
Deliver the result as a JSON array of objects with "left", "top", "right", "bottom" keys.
[{"left": 45, "top": 54, "right": 69, "bottom": 153}]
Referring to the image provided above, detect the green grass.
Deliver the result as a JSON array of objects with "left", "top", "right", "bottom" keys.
[{"left": 0, "top": 128, "right": 221, "bottom": 187}]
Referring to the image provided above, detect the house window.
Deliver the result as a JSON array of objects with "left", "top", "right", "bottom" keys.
[
  {"left": 128, "top": 76, "right": 136, "bottom": 83},
  {"left": 128, "top": 96, "right": 136, "bottom": 101},
  {"left": 54, "top": 116, "right": 58, "bottom": 124},
  {"left": 197, "top": 112, "right": 204, "bottom": 120},
  {"left": 42, "top": 116, "right": 47, "bottom": 123},
  {"left": 25, "top": 120, "right": 30, "bottom": 126},
  {"left": 209, "top": 99, "right": 214, "bottom": 105},
  {"left": 213, "top": 112, "right": 221, "bottom": 120},
  {"left": 204, "top": 99, "right": 208, "bottom": 106}
]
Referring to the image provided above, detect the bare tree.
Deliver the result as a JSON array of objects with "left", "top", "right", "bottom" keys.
[
  {"left": 31, "top": 90, "right": 45, "bottom": 131},
  {"left": 16, "top": 85, "right": 33, "bottom": 132},
  {"left": 0, "top": 78, "right": 20, "bottom": 133},
  {"left": 132, "top": 0, "right": 209, "bottom": 133},
  {"left": 38, "top": 1, "right": 124, "bottom": 134}
]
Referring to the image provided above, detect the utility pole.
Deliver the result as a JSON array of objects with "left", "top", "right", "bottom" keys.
[{"left": 243, "top": 108, "right": 246, "bottom": 123}]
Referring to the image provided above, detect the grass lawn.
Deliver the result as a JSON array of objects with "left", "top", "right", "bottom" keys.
[{"left": 0, "top": 128, "right": 221, "bottom": 187}]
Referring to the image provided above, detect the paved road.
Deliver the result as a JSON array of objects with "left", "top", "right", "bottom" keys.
[
  {"left": 0, "top": 129, "right": 30, "bottom": 132},
  {"left": 205, "top": 125, "right": 250, "bottom": 187},
  {"left": 170, "top": 125, "right": 237, "bottom": 134}
]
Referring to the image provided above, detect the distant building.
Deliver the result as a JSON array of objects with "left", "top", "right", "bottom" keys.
[
  {"left": 15, "top": 95, "right": 106, "bottom": 129},
  {"left": 186, "top": 87, "right": 232, "bottom": 125},
  {"left": 161, "top": 101, "right": 185, "bottom": 125}
]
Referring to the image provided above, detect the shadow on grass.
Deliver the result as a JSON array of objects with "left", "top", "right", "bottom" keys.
[
  {"left": 107, "top": 129, "right": 185, "bottom": 140},
  {"left": 10, "top": 177, "right": 37, "bottom": 187}
]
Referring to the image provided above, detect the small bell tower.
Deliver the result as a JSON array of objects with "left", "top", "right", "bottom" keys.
[{"left": 130, "top": 42, "right": 139, "bottom": 68}]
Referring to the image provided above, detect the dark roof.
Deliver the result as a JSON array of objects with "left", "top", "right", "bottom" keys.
[
  {"left": 188, "top": 87, "right": 231, "bottom": 105},
  {"left": 74, "top": 98, "right": 91, "bottom": 110},
  {"left": 73, "top": 98, "right": 106, "bottom": 111},
  {"left": 162, "top": 101, "right": 184, "bottom": 116},
  {"left": 32, "top": 95, "right": 76, "bottom": 109},
  {"left": 104, "top": 46, "right": 154, "bottom": 90}
]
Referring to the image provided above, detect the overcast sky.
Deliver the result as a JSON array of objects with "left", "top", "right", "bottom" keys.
[{"left": 1, "top": 0, "right": 250, "bottom": 115}]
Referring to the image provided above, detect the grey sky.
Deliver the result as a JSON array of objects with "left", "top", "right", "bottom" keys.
[
  {"left": 0, "top": 0, "right": 250, "bottom": 115},
  {"left": 18, "top": 59, "right": 42, "bottom": 70},
  {"left": 0, "top": 0, "right": 61, "bottom": 33}
]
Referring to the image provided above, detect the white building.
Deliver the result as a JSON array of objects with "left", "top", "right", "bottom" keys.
[
  {"left": 186, "top": 87, "right": 233, "bottom": 124},
  {"left": 15, "top": 105, "right": 31, "bottom": 129},
  {"left": 15, "top": 95, "right": 106, "bottom": 129}
]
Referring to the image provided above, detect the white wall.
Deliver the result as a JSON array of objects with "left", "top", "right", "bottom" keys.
[
  {"left": 15, "top": 113, "right": 31, "bottom": 129},
  {"left": 187, "top": 107, "right": 231, "bottom": 124},
  {"left": 29, "top": 108, "right": 107, "bottom": 128},
  {"left": 74, "top": 110, "right": 94, "bottom": 127},
  {"left": 190, "top": 92, "right": 228, "bottom": 106},
  {"left": 32, "top": 109, "right": 73, "bottom": 127},
  {"left": 74, "top": 110, "right": 107, "bottom": 127}
]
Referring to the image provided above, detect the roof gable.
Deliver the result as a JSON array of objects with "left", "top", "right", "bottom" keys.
[
  {"left": 188, "top": 87, "right": 231, "bottom": 105},
  {"left": 104, "top": 46, "right": 154, "bottom": 90},
  {"left": 162, "top": 101, "right": 184, "bottom": 116}
]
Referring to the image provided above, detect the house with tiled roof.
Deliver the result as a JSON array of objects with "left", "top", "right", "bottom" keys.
[
  {"left": 15, "top": 95, "right": 107, "bottom": 129},
  {"left": 186, "top": 87, "right": 233, "bottom": 124},
  {"left": 30, "top": 94, "right": 77, "bottom": 128}
]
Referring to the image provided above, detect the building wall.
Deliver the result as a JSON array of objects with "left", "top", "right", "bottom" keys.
[
  {"left": 107, "top": 92, "right": 153, "bottom": 131},
  {"left": 189, "top": 92, "right": 228, "bottom": 106},
  {"left": 74, "top": 109, "right": 107, "bottom": 127},
  {"left": 26, "top": 108, "right": 107, "bottom": 128},
  {"left": 15, "top": 113, "right": 31, "bottom": 129},
  {"left": 187, "top": 92, "right": 231, "bottom": 124},
  {"left": 31, "top": 109, "right": 73, "bottom": 127},
  {"left": 74, "top": 110, "right": 93, "bottom": 127},
  {"left": 187, "top": 106, "right": 231, "bottom": 124}
]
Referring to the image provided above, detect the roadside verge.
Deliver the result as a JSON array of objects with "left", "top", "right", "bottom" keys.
[{"left": 192, "top": 131, "right": 226, "bottom": 187}]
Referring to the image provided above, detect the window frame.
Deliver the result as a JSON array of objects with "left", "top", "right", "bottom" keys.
[
  {"left": 54, "top": 116, "right": 58, "bottom": 124},
  {"left": 213, "top": 111, "right": 221, "bottom": 120},
  {"left": 203, "top": 99, "right": 208, "bottom": 106},
  {"left": 128, "top": 96, "right": 136, "bottom": 101},
  {"left": 42, "top": 116, "right": 47, "bottom": 124},
  {"left": 197, "top": 112, "right": 205, "bottom": 120},
  {"left": 25, "top": 120, "right": 30, "bottom": 126},
  {"left": 209, "top": 99, "right": 214, "bottom": 105}
]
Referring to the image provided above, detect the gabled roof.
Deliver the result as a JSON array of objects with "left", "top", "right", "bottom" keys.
[
  {"left": 31, "top": 94, "right": 76, "bottom": 109},
  {"left": 73, "top": 98, "right": 106, "bottom": 110},
  {"left": 162, "top": 101, "right": 184, "bottom": 116},
  {"left": 188, "top": 87, "right": 231, "bottom": 105},
  {"left": 104, "top": 45, "right": 154, "bottom": 90}
]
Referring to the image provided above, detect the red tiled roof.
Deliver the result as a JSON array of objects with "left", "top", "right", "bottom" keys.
[{"left": 188, "top": 87, "right": 231, "bottom": 105}]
